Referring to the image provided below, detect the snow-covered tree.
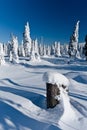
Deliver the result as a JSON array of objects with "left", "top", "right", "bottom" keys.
[
  {"left": 43, "top": 45, "right": 46, "bottom": 56},
  {"left": 3, "top": 43, "right": 8, "bottom": 56},
  {"left": 83, "top": 35, "right": 87, "bottom": 60},
  {"left": 47, "top": 45, "right": 51, "bottom": 56},
  {"left": 18, "top": 40, "right": 25, "bottom": 57},
  {"left": 68, "top": 21, "right": 80, "bottom": 58},
  {"left": 9, "top": 51, "right": 12, "bottom": 62},
  {"left": 21, "top": 40, "right": 25, "bottom": 57},
  {"left": 30, "top": 40, "right": 41, "bottom": 61},
  {"left": 30, "top": 40, "right": 36, "bottom": 61},
  {"left": 63, "top": 44, "right": 69, "bottom": 55},
  {"left": 79, "top": 43, "right": 85, "bottom": 58},
  {"left": 10, "top": 35, "right": 19, "bottom": 63},
  {"left": 0, "top": 43, "right": 5, "bottom": 65},
  {"left": 76, "top": 50, "right": 81, "bottom": 59},
  {"left": 23, "top": 22, "right": 32, "bottom": 57},
  {"left": 34, "top": 39, "right": 39, "bottom": 54},
  {"left": 34, "top": 39, "right": 40, "bottom": 60},
  {"left": 51, "top": 44, "right": 55, "bottom": 56},
  {"left": 55, "top": 42, "right": 61, "bottom": 57},
  {"left": 7, "top": 41, "right": 12, "bottom": 57},
  {"left": 39, "top": 44, "right": 43, "bottom": 56}
]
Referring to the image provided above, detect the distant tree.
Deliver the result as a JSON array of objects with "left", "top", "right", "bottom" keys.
[
  {"left": 43, "top": 45, "right": 46, "bottom": 56},
  {"left": 10, "top": 35, "right": 19, "bottom": 63},
  {"left": 68, "top": 21, "right": 80, "bottom": 58},
  {"left": 23, "top": 22, "right": 32, "bottom": 57},
  {"left": 18, "top": 40, "right": 25, "bottom": 57},
  {"left": 21, "top": 40, "right": 25, "bottom": 57},
  {"left": 51, "top": 44, "right": 55, "bottom": 55},
  {"left": 55, "top": 42, "right": 61, "bottom": 57},
  {"left": 39, "top": 44, "right": 43, "bottom": 56},
  {"left": 3, "top": 43, "right": 8, "bottom": 56},
  {"left": 47, "top": 45, "right": 51, "bottom": 56},
  {"left": 34, "top": 38, "right": 39, "bottom": 54},
  {"left": 30, "top": 40, "right": 36, "bottom": 61},
  {"left": 9, "top": 51, "right": 12, "bottom": 62},
  {"left": 83, "top": 35, "right": 87, "bottom": 60},
  {"left": 63, "top": 44, "right": 69, "bottom": 55},
  {"left": 0, "top": 43, "right": 5, "bottom": 65},
  {"left": 7, "top": 41, "right": 12, "bottom": 57}
]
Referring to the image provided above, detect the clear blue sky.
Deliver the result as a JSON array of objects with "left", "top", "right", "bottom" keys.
[{"left": 0, "top": 0, "right": 87, "bottom": 44}]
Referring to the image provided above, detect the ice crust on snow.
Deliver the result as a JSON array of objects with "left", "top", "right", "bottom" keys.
[{"left": 43, "top": 72, "right": 70, "bottom": 87}]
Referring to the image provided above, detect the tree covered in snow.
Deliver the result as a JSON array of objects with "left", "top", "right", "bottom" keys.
[
  {"left": 30, "top": 40, "right": 41, "bottom": 61},
  {"left": 9, "top": 51, "right": 12, "bottom": 62},
  {"left": 43, "top": 45, "right": 46, "bottom": 56},
  {"left": 34, "top": 39, "right": 39, "bottom": 54},
  {"left": 3, "top": 43, "right": 8, "bottom": 56},
  {"left": 54, "top": 42, "right": 61, "bottom": 57},
  {"left": 7, "top": 41, "right": 12, "bottom": 57},
  {"left": 30, "top": 40, "right": 36, "bottom": 61},
  {"left": 51, "top": 44, "right": 55, "bottom": 55},
  {"left": 10, "top": 35, "right": 19, "bottom": 63},
  {"left": 68, "top": 21, "right": 80, "bottom": 58},
  {"left": 46, "top": 45, "right": 51, "bottom": 56},
  {"left": 83, "top": 35, "right": 87, "bottom": 60},
  {"left": 63, "top": 44, "right": 69, "bottom": 55},
  {"left": 18, "top": 40, "right": 25, "bottom": 57},
  {"left": 34, "top": 39, "right": 40, "bottom": 60},
  {"left": 23, "top": 22, "right": 31, "bottom": 57},
  {"left": 0, "top": 43, "right": 5, "bottom": 65},
  {"left": 78, "top": 43, "right": 85, "bottom": 58},
  {"left": 39, "top": 44, "right": 43, "bottom": 56}
]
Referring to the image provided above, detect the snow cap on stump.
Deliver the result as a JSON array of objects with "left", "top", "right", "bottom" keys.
[{"left": 43, "top": 72, "right": 70, "bottom": 87}]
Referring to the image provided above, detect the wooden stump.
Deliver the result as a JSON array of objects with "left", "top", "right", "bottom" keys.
[{"left": 46, "top": 83, "right": 60, "bottom": 108}]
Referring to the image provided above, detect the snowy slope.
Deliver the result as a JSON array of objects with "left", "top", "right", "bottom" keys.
[{"left": 0, "top": 57, "right": 87, "bottom": 130}]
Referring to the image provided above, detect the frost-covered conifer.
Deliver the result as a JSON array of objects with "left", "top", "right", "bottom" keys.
[
  {"left": 51, "top": 44, "right": 55, "bottom": 56},
  {"left": 55, "top": 42, "right": 61, "bottom": 56},
  {"left": 7, "top": 41, "right": 12, "bottom": 57},
  {"left": 83, "top": 35, "right": 87, "bottom": 60},
  {"left": 30, "top": 40, "right": 36, "bottom": 61},
  {"left": 23, "top": 22, "right": 31, "bottom": 57},
  {"left": 3, "top": 43, "right": 8, "bottom": 56},
  {"left": 0, "top": 43, "right": 5, "bottom": 65},
  {"left": 34, "top": 39, "right": 39, "bottom": 54},
  {"left": 21, "top": 40, "right": 25, "bottom": 57},
  {"left": 47, "top": 45, "right": 51, "bottom": 56},
  {"left": 39, "top": 44, "right": 43, "bottom": 56},
  {"left": 18, "top": 40, "right": 25, "bottom": 57},
  {"left": 79, "top": 43, "right": 85, "bottom": 58},
  {"left": 9, "top": 51, "right": 12, "bottom": 62},
  {"left": 35, "top": 39, "right": 41, "bottom": 60},
  {"left": 43, "top": 45, "right": 46, "bottom": 56},
  {"left": 11, "top": 35, "right": 19, "bottom": 63},
  {"left": 68, "top": 21, "right": 80, "bottom": 58}
]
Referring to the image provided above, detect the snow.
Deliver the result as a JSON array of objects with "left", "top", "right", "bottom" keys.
[
  {"left": 43, "top": 71, "right": 70, "bottom": 87},
  {"left": 0, "top": 56, "right": 87, "bottom": 130}
]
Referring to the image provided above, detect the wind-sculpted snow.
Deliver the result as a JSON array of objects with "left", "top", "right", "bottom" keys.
[{"left": 0, "top": 57, "right": 87, "bottom": 130}]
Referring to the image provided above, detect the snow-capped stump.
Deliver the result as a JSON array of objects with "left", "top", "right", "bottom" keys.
[{"left": 43, "top": 72, "right": 70, "bottom": 108}]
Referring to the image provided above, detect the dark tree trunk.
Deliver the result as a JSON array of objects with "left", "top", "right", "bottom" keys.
[{"left": 46, "top": 83, "right": 60, "bottom": 108}]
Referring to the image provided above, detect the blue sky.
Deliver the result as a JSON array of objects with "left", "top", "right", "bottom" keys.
[{"left": 0, "top": 0, "right": 87, "bottom": 44}]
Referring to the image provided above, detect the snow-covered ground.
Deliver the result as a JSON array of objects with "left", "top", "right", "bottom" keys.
[{"left": 0, "top": 56, "right": 87, "bottom": 130}]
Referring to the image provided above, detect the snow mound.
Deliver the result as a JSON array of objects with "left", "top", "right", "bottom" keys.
[{"left": 43, "top": 72, "right": 70, "bottom": 87}]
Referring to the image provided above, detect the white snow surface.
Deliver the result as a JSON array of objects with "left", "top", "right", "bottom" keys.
[
  {"left": 0, "top": 56, "right": 87, "bottom": 130},
  {"left": 43, "top": 71, "right": 70, "bottom": 87}
]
